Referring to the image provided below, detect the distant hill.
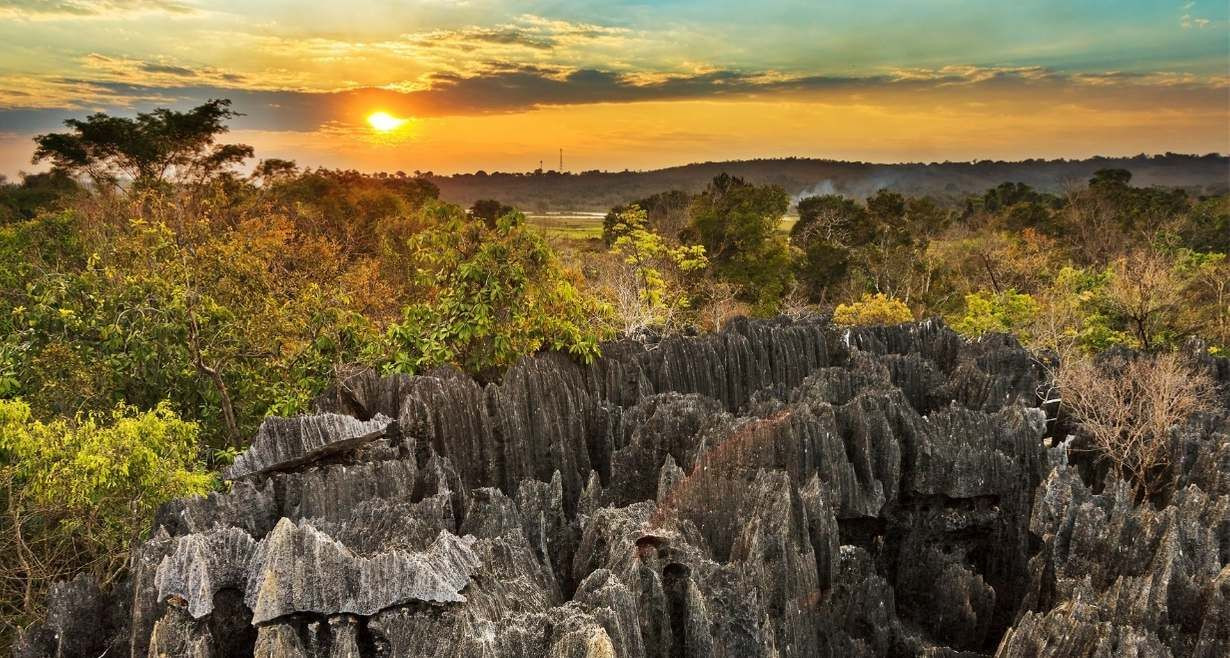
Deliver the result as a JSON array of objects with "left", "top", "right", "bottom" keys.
[{"left": 427, "top": 153, "right": 1230, "bottom": 212}]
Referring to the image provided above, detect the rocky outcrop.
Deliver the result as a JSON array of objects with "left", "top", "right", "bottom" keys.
[
  {"left": 997, "top": 440, "right": 1229, "bottom": 657},
  {"left": 17, "top": 317, "right": 1228, "bottom": 658},
  {"left": 223, "top": 413, "right": 396, "bottom": 479}
]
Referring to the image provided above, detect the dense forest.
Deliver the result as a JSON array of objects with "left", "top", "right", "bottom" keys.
[
  {"left": 425, "top": 154, "right": 1230, "bottom": 212},
  {"left": 0, "top": 101, "right": 1228, "bottom": 647}
]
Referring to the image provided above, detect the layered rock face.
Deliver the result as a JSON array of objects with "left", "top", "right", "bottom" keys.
[{"left": 15, "top": 318, "right": 1229, "bottom": 658}]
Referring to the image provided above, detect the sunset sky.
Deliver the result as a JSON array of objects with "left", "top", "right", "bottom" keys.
[{"left": 1, "top": 0, "right": 1227, "bottom": 177}]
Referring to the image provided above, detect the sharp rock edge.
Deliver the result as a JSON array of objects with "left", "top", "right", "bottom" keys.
[{"left": 13, "top": 317, "right": 1229, "bottom": 658}]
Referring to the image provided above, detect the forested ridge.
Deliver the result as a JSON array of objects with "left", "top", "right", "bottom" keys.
[
  {"left": 424, "top": 153, "right": 1230, "bottom": 212},
  {"left": 1, "top": 102, "right": 1228, "bottom": 656}
]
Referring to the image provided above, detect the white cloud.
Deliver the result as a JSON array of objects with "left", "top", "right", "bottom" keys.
[{"left": 0, "top": 0, "right": 198, "bottom": 20}]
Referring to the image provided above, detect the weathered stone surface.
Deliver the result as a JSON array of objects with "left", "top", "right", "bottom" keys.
[
  {"left": 313, "top": 368, "right": 416, "bottom": 420},
  {"left": 252, "top": 622, "right": 309, "bottom": 658},
  {"left": 154, "top": 526, "right": 255, "bottom": 618},
  {"left": 572, "top": 569, "right": 645, "bottom": 658},
  {"left": 729, "top": 469, "right": 821, "bottom": 656},
  {"left": 997, "top": 411, "right": 1229, "bottom": 658},
  {"left": 20, "top": 317, "right": 1228, "bottom": 658},
  {"left": 147, "top": 604, "right": 213, "bottom": 658},
  {"left": 245, "top": 520, "right": 480, "bottom": 623},
  {"left": 224, "top": 413, "right": 395, "bottom": 479},
  {"left": 12, "top": 575, "right": 124, "bottom": 658}
]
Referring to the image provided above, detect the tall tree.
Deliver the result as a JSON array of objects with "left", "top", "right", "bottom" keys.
[
  {"left": 32, "top": 99, "right": 252, "bottom": 190},
  {"left": 688, "top": 174, "right": 792, "bottom": 310},
  {"left": 469, "top": 199, "right": 516, "bottom": 228}
]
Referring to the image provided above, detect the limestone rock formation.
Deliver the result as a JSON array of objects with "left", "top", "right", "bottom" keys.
[
  {"left": 223, "top": 413, "right": 396, "bottom": 479},
  {"left": 15, "top": 317, "right": 1228, "bottom": 658}
]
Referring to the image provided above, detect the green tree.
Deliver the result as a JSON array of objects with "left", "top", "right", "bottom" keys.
[
  {"left": 688, "top": 174, "right": 792, "bottom": 311},
  {"left": 387, "top": 208, "right": 611, "bottom": 379},
  {"left": 32, "top": 99, "right": 253, "bottom": 190},
  {"left": 793, "top": 240, "right": 850, "bottom": 303},
  {"left": 1068, "top": 168, "right": 1189, "bottom": 244},
  {"left": 850, "top": 190, "right": 944, "bottom": 302},
  {"left": 0, "top": 190, "right": 382, "bottom": 449},
  {"left": 1102, "top": 248, "right": 1214, "bottom": 351},
  {"left": 1176, "top": 195, "right": 1229, "bottom": 253},
  {"left": 606, "top": 205, "right": 708, "bottom": 336},
  {"left": 950, "top": 290, "right": 1039, "bottom": 340},
  {"left": 469, "top": 199, "right": 516, "bottom": 227},
  {"left": 252, "top": 158, "right": 299, "bottom": 183},
  {"left": 0, "top": 171, "right": 80, "bottom": 224},
  {"left": 979, "top": 182, "right": 1059, "bottom": 214},
  {"left": 792, "top": 194, "right": 875, "bottom": 247},
  {"left": 264, "top": 168, "right": 439, "bottom": 259},
  {"left": 0, "top": 399, "right": 212, "bottom": 634},
  {"left": 603, "top": 190, "right": 692, "bottom": 245},
  {"left": 1089, "top": 168, "right": 1133, "bottom": 188},
  {"left": 790, "top": 195, "right": 872, "bottom": 303}
]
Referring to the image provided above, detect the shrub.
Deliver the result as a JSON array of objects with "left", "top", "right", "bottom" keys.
[
  {"left": 0, "top": 399, "right": 212, "bottom": 635},
  {"left": 0, "top": 193, "right": 385, "bottom": 449},
  {"left": 832, "top": 293, "right": 914, "bottom": 327},
  {"left": 1057, "top": 352, "right": 1215, "bottom": 500},
  {"left": 951, "top": 289, "right": 1039, "bottom": 340}
]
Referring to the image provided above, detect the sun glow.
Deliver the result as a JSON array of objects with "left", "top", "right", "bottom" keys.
[{"left": 366, "top": 111, "right": 407, "bottom": 132}]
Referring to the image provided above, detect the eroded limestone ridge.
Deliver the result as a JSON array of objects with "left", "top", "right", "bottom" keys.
[{"left": 14, "top": 317, "right": 1229, "bottom": 658}]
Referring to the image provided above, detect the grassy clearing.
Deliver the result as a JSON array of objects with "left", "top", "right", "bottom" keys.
[
  {"left": 526, "top": 213, "right": 606, "bottom": 240},
  {"left": 527, "top": 211, "right": 797, "bottom": 239}
]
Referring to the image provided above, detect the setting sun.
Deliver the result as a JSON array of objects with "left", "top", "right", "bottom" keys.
[{"left": 366, "top": 111, "right": 407, "bottom": 132}]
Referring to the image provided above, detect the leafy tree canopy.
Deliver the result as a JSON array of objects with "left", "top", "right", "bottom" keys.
[
  {"left": 32, "top": 99, "right": 253, "bottom": 189},
  {"left": 951, "top": 290, "right": 1040, "bottom": 340},
  {"left": 0, "top": 399, "right": 211, "bottom": 629},
  {"left": 0, "top": 171, "right": 80, "bottom": 224},
  {"left": 387, "top": 207, "right": 611, "bottom": 380},
  {"left": 603, "top": 190, "right": 692, "bottom": 245},
  {"left": 688, "top": 174, "right": 792, "bottom": 310},
  {"left": 605, "top": 204, "right": 708, "bottom": 336},
  {"left": 792, "top": 194, "right": 875, "bottom": 247},
  {"left": 469, "top": 199, "right": 516, "bottom": 227}
]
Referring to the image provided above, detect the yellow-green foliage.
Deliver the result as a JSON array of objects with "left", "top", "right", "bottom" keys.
[
  {"left": 0, "top": 399, "right": 212, "bottom": 631},
  {"left": 0, "top": 399, "right": 212, "bottom": 546},
  {"left": 1023, "top": 253, "right": 1228, "bottom": 356},
  {"left": 609, "top": 205, "right": 708, "bottom": 333},
  {"left": 832, "top": 293, "right": 914, "bottom": 327},
  {"left": 0, "top": 193, "right": 387, "bottom": 450},
  {"left": 1042, "top": 265, "right": 1134, "bottom": 352},
  {"left": 387, "top": 209, "right": 612, "bottom": 379},
  {"left": 951, "top": 290, "right": 1039, "bottom": 340}
]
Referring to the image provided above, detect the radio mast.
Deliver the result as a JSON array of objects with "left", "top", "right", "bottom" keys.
[{"left": 559, "top": 148, "right": 564, "bottom": 172}]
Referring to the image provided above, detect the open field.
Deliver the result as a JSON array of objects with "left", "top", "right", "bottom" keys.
[
  {"left": 524, "top": 212, "right": 606, "bottom": 240},
  {"left": 526, "top": 211, "right": 799, "bottom": 239}
]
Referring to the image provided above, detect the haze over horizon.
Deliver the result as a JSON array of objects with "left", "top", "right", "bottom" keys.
[{"left": 1, "top": 0, "right": 1228, "bottom": 179}]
